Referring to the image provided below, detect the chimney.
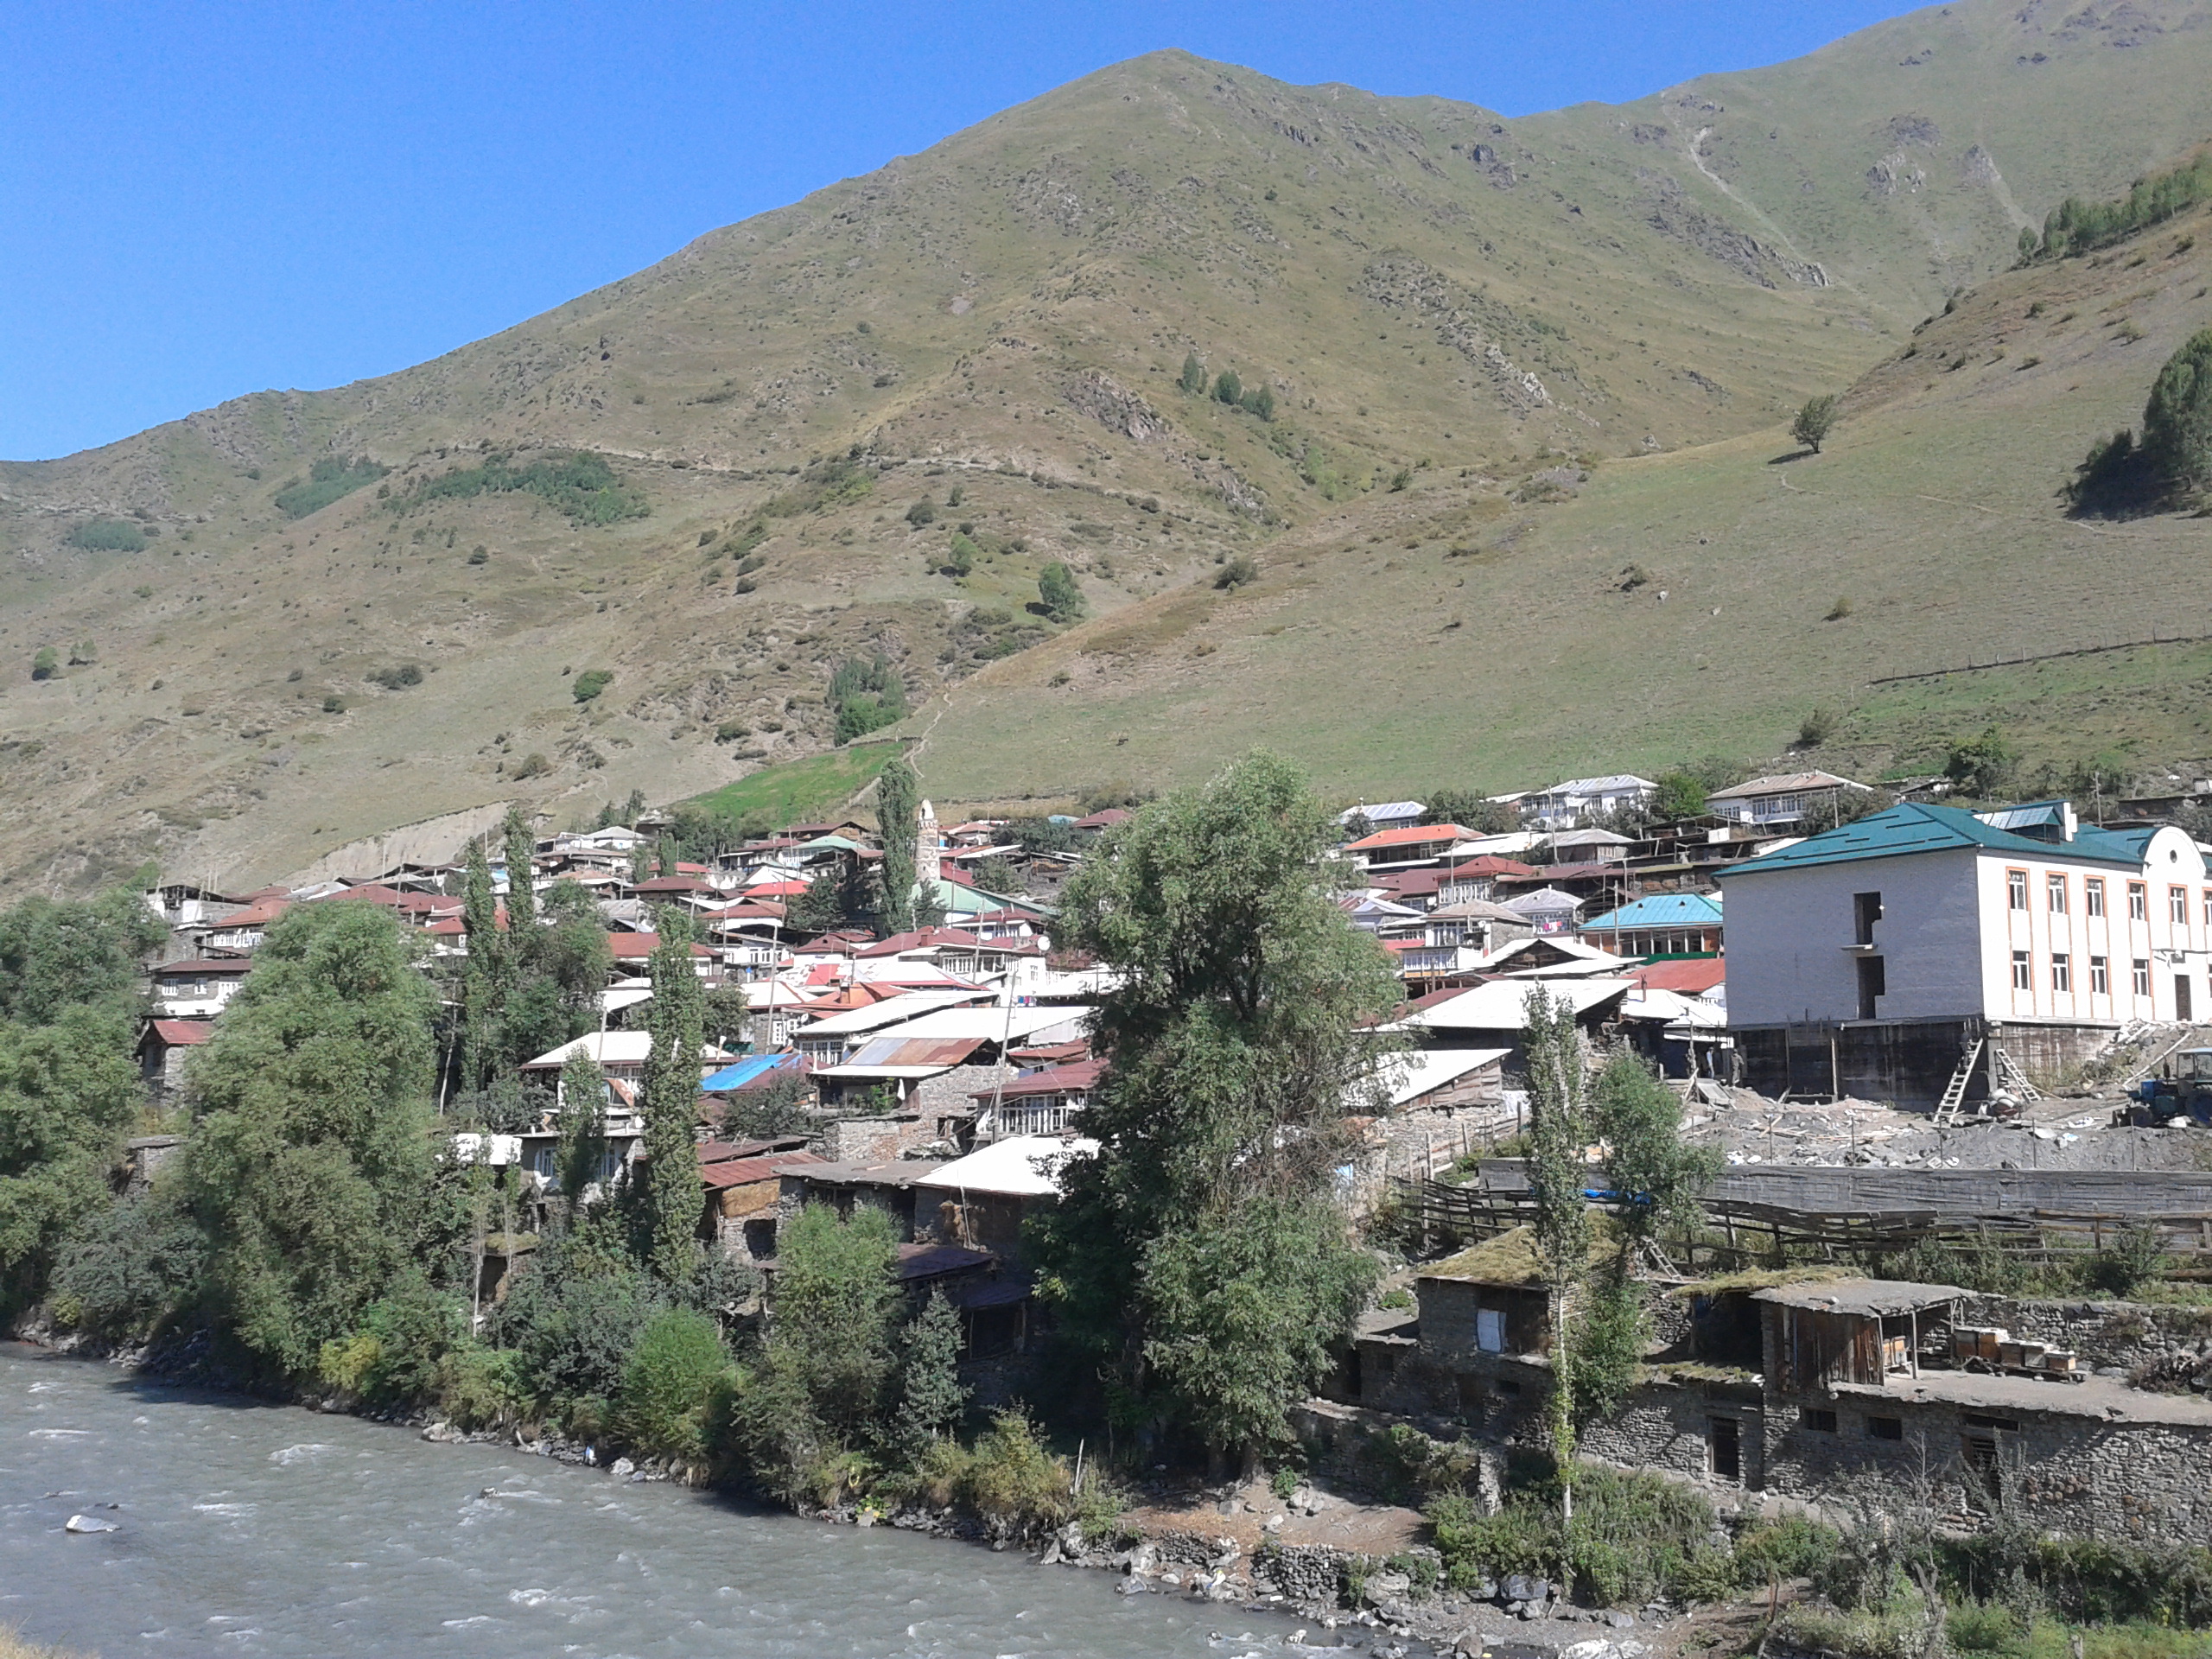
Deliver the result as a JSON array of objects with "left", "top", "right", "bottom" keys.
[{"left": 2060, "top": 801, "right": 2078, "bottom": 842}]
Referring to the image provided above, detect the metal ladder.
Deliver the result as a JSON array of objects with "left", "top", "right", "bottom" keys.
[
  {"left": 1992, "top": 1044, "right": 2044, "bottom": 1103},
  {"left": 1935, "top": 1039, "right": 1984, "bottom": 1123}
]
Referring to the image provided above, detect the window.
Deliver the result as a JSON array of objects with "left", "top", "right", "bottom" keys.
[
  {"left": 2091, "top": 956, "right": 2110, "bottom": 995},
  {"left": 2047, "top": 874, "right": 2068, "bottom": 913},
  {"left": 1475, "top": 1308, "right": 1506, "bottom": 1353},
  {"left": 2173, "top": 887, "right": 2191, "bottom": 925},
  {"left": 2087, "top": 878, "right": 2106, "bottom": 917},
  {"left": 1866, "top": 1415, "right": 1904, "bottom": 1441},
  {"left": 2204, "top": 890, "right": 2212, "bottom": 926},
  {"left": 2006, "top": 869, "right": 2028, "bottom": 911},
  {"left": 1853, "top": 891, "right": 1883, "bottom": 946},
  {"left": 2129, "top": 882, "right": 2149, "bottom": 921},
  {"left": 2051, "top": 953, "right": 2071, "bottom": 992},
  {"left": 1802, "top": 1408, "right": 1838, "bottom": 1433},
  {"left": 2011, "top": 950, "right": 2031, "bottom": 991},
  {"left": 2134, "top": 958, "right": 2152, "bottom": 997}
]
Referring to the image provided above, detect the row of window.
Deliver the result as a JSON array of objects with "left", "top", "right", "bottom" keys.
[
  {"left": 2009, "top": 950, "right": 2152, "bottom": 996},
  {"left": 2006, "top": 868, "right": 2211, "bottom": 925}
]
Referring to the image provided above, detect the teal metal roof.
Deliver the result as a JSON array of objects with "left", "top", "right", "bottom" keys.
[
  {"left": 1580, "top": 893, "right": 1725, "bottom": 931},
  {"left": 1714, "top": 803, "right": 2148, "bottom": 880}
]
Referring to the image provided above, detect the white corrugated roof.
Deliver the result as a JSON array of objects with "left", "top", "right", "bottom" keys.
[
  {"left": 916, "top": 1135, "right": 1098, "bottom": 1198},
  {"left": 797, "top": 989, "right": 996, "bottom": 1035},
  {"left": 1376, "top": 1047, "right": 1510, "bottom": 1107},
  {"left": 866, "top": 1005, "right": 1094, "bottom": 1044},
  {"left": 1398, "top": 976, "right": 1634, "bottom": 1033}
]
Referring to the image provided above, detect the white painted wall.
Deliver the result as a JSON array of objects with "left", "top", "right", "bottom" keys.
[{"left": 1725, "top": 825, "right": 2212, "bottom": 1028}]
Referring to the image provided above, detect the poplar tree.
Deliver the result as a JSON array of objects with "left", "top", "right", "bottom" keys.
[
  {"left": 556, "top": 1045, "right": 609, "bottom": 1213},
  {"left": 874, "top": 756, "right": 920, "bottom": 938},
  {"left": 502, "top": 807, "right": 537, "bottom": 938},
  {"left": 639, "top": 907, "right": 705, "bottom": 1284},
  {"left": 459, "top": 835, "right": 505, "bottom": 1092},
  {"left": 1521, "top": 983, "right": 1591, "bottom": 1517}
]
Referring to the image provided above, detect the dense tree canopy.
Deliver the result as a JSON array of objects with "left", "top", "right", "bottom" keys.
[
  {"left": 1035, "top": 750, "right": 1400, "bottom": 1463},
  {"left": 185, "top": 901, "right": 447, "bottom": 1376}
]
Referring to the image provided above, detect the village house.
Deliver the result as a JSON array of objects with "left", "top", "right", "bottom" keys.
[
  {"left": 136, "top": 1018, "right": 212, "bottom": 1101},
  {"left": 1579, "top": 893, "right": 1724, "bottom": 959},
  {"left": 1498, "top": 886, "right": 1584, "bottom": 936},
  {"left": 1516, "top": 774, "right": 1658, "bottom": 830},
  {"left": 969, "top": 1056, "right": 1102, "bottom": 1141},
  {"left": 1706, "top": 770, "right": 1874, "bottom": 830},
  {"left": 149, "top": 957, "right": 254, "bottom": 1018},
  {"left": 1341, "top": 800, "right": 1427, "bottom": 835},
  {"left": 1718, "top": 799, "right": 2212, "bottom": 1104},
  {"left": 1342, "top": 823, "right": 1481, "bottom": 874}
]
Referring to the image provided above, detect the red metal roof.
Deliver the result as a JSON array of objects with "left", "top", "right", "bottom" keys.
[
  {"left": 147, "top": 1019, "right": 214, "bottom": 1045},
  {"left": 151, "top": 958, "right": 256, "bottom": 977},
  {"left": 1628, "top": 957, "right": 1727, "bottom": 995},
  {"left": 699, "top": 1150, "right": 823, "bottom": 1190},
  {"left": 1447, "top": 855, "right": 1540, "bottom": 878},
  {"left": 1344, "top": 823, "right": 1472, "bottom": 852},
  {"left": 971, "top": 1058, "right": 1103, "bottom": 1103},
  {"left": 605, "top": 932, "right": 711, "bottom": 957}
]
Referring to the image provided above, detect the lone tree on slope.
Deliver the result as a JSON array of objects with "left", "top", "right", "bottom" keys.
[{"left": 1792, "top": 393, "right": 1840, "bottom": 454}]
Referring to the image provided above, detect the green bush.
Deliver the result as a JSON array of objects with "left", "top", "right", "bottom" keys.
[
  {"left": 1213, "top": 369, "right": 1243, "bottom": 405},
  {"left": 65, "top": 518, "right": 148, "bottom": 552},
  {"left": 1037, "top": 561, "right": 1084, "bottom": 622},
  {"left": 615, "top": 1306, "right": 730, "bottom": 1464},
  {"left": 30, "top": 648, "right": 59, "bottom": 681},
  {"left": 940, "top": 533, "right": 979, "bottom": 577},
  {"left": 1427, "top": 1460, "right": 1719, "bottom": 1607},
  {"left": 828, "top": 654, "right": 906, "bottom": 744},
  {"left": 399, "top": 451, "right": 647, "bottom": 526},
  {"left": 275, "top": 456, "right": 389, "bottom": 519},
  {"left": 905, "top": 499, "right": 937, "bottom": 527},
  {"left": 49, "top": 1189, "right": 207, "bottom": 1338},
  {"left": 493, "top": 1218, "right": 665, "bottom": 1409},
  {"left": 571, "top": 669, "right": 613, "bottom": 703},
  {"left": 959, "top": 1407, "right": 1071, "bottom": 1541},
  {"left": 368, "top": 664, "right": 423, "bottom": 690},
  {"left": 435, "top": 1344, "right": 526, "bottom": 1430},
  {"left": 1946, "top": 1602, "right": 2032, "bottom": 1656},
  {"left": 1214, "top": 554, "right": 1259, "bottom": 591}
]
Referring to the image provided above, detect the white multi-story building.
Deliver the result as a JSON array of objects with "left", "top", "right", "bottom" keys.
[
  {"left": 1718, "top": 799, "right": 2211, "bottom": 1103},
  {"left": 1517, "top": 774, "right": 1657, "bottom": 830}
]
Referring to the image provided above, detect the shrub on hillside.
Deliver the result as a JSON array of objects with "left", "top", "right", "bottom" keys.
[
  {"left": 49, "top": 1188, "right": 207, "bottom": 1339},
  {"left": 1213, "top": 554, "right": 1259, "bottom": 591},
  {"left": 65, "top": 518, "right": 148, "bottom": 553},
  {"left": 368, "top": 664, "right": 423, "bottom": 690},
  {"left": 571, "top": 670, "right": 613, "bottom": 703},
  {"left": 275, "top": 456, "right": 389, "bottom": 520},
  {"left": 30, "top": 648, "right": 58, "bottom": 682}
]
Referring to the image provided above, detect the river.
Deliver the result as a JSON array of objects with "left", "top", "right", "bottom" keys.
[{"left": 0, "top": 1344, "right": 1313, "bottom": 1658}]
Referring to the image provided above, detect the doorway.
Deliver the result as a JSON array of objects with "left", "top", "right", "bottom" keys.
[{"left": 1709, "top": 1416, "right": 1741, "bottom": 1481}]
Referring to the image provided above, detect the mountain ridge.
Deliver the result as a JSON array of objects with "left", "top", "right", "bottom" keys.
[{"left": 4, "top": 0, "right": 2212, "bottom": 892}]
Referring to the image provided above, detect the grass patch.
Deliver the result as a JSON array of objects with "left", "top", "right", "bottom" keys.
[
  {"left": 64, "top": 518, "right": 147, "bottom": 553},
  {"left": 680, "top": 743, "right": 906, "bottom": 828}
]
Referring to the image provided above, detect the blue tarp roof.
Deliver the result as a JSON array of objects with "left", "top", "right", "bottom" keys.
[
  {"left": 701, "top": 1052, "right": 804, "bottom": 1092},
  {"left": 1713, "top": 802, "right": 2152, "bottom": 880}
]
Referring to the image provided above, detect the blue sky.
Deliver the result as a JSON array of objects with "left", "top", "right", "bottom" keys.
[{"left": 0, "top": 2, "right": 1923, "bottom": 461}]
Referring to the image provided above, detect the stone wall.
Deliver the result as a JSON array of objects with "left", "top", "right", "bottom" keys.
[
  {"left": 1580, "top": 1376, "right": 1765, "bottom": 1491},
  {"left": 1951, "top": 1293, "right": 2212, "bottom": 1375},
  {"left": 1759, "top": 1389, "right": 2212, "bottom": 1545},
  {"left": 821, "top": 1114, "right": 938, "bottom": 1161}
]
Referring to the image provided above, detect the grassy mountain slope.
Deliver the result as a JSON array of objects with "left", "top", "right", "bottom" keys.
[
  {"left": 2, "top": 0, "right": 2210, "bottom": 889},
  {"left": 919, "top": 193, "right": 2212, "bottom": 809}
]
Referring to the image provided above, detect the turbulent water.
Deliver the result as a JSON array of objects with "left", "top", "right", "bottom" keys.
[{"left": 0, "top": 1344, "right": 1309, "bottom": 1658}]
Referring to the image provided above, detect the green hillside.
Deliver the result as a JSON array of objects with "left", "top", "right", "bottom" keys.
[{"left": 3, "top": 0, "right": 2211, "bottom": 890}]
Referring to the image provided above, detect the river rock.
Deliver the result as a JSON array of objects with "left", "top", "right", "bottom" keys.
[
  {"left": 65, "top": 1515, "right": 118, "bottom": 1534},
  {"left": 1560, "top": 1640, "right": 1625, "bottom": 1659},
  {"left": 1503, "top": 1575, "right": 1550, "bottom": 1605},
  {"left": 609, "top": 1457, "right": 634, "bottom": 1478}
]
